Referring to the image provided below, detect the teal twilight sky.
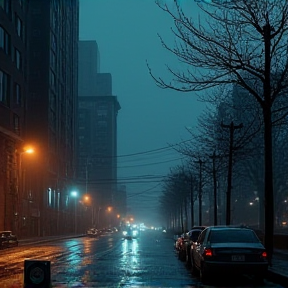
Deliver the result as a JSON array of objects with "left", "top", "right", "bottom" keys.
[{"left": 79, "top": 0, "right": 206, "bottom": 226}]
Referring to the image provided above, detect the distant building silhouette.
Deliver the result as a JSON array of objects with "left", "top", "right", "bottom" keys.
[{"left": 78, "top": 40, "right": 122, "bottom": 228}]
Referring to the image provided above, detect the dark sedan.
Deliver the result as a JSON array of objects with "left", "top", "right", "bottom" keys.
[
  {"left": 190, "top": 226, "right": 268, "bottom": 284},
  {"left": 177, "top": 226, "right": 206, "bottom": 263},
  {"left": 0, "top": 231, "right": 19, "bottom": 249}
]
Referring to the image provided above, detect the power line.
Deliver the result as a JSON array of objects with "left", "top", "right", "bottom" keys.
[
  {"left": 117, "top": 139, "right": 191, "bottom": 158},
  {"left": 127, "top": 183, "right": 161, "bottom": 198},
  {"left": 117, "top": 157, "right": 185, "bottom": 168}
]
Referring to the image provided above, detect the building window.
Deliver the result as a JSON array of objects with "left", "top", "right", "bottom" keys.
[
  {"left": 0, "top": 70, "right": 10, "bottom": 105},
  {"left": 0, "top": 26, "right": 11, "bottom": 55},
  {"left": 48, "top": 188, "right": 52, "bottom": 207},
  {"left": 0, "top": 0, "right": 11, "bottom": 18},
  {"left": 50, "top": 49, "right": 56, "bottom": 70},
  {"left": 97, "top": 108, "right": 108, "bottom": 117},
  {"left": 0, "top": 26, "right": 3, "bottom": 49},
  {"left": 14, "top": 49, "right": 22, "bottom": 70},
  {"left": 15, "top": 15, "right": 23, "bottom": 38},
  {"left": 51, "top": 32, "right": 56, "bottom": 51},
  {"left": 14, "top": 83, "right": 21, "bottom": 105},
  {"left": 50, "top": 70, "right": 56, "bottom": 88}
]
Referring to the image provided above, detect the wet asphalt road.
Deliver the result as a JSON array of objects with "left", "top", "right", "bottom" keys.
[{"left": 0, "top": 229, "right": 285, "bottom": 288}]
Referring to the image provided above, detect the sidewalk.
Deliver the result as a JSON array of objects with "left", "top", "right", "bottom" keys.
[
  {"left": 18, "top": 234, "right": 288, "bottom": 287},
  {"left": 266, "top": 249, "right": 288, "bottom": 287}
]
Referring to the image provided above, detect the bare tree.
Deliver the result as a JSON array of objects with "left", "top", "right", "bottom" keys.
[{"left": 148, "top": 0, "right": 288, "bottom": 264}]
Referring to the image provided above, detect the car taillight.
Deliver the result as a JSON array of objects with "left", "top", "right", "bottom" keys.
[
  {"left": 261, "top": 251, "right": 267, "bottom": 258},
  {"left": 203, "top": 248, "right": 213, "bottom": 257}
]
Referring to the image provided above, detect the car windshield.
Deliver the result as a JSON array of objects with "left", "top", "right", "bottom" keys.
[{"left": 209, "top": 229, "right": 259, "bottom": 243}]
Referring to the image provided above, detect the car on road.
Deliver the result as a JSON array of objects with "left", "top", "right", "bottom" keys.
[
  {"left": 122, "top": 225, "right": 140, "bottom": 240},
  {"left": 86, "top": 228, "right": 100, "bottom": 237},
  {"left": 0, "top": 231, "right": 19, "bottom": 249},
  {"left": 190, "top": 226, "right": 268, "bottom": 284}
]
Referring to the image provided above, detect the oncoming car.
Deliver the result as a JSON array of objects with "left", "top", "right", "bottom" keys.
[{"left": 122, "top": 225, "right": 140, "bottom": 239}]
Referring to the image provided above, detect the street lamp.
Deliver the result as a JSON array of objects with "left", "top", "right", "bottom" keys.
[
  {"left": 17, "top": 147, "right": 34, "bottom": 238},
  {"left": 71, "top": 191, "right": 78, "bottom": 234}
]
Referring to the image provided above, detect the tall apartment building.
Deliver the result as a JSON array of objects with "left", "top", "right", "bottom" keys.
[
  {"left": 78, "top": 40, "right": 121, "bottom": 227},
  {"left": 0, "top": 0, "right": 27, "bottom": 232},
  {"left": 23, "top": 0, "right": 79, "bottom": 237}
]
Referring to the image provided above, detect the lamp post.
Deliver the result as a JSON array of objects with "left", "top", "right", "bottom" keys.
[
  {"left": 107, "top": 206, "right": 113, "bottom": 227},
  {"left": 83, "top": 195, "right": 94, "bottom": 227},
  {"left": 17, "top": 148, "right": 34, "bottom": 238},
  {"left": 71, "top": 191, "right": 78, "bottom": 234},
  {"left": 97, "top": 207, "right": 102, "bottom": 229}
]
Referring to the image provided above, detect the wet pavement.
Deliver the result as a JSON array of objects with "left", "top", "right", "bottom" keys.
[{"left": 0, "top": 231, "right": 287, "bottom": 287}]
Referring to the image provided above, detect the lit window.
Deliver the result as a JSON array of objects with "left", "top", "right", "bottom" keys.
[{"left": 48, "top": 188, "right": 52, "bottom": 206}]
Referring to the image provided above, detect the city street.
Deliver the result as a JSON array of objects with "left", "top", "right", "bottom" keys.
[{"left": 0, "top": 229, "right": 285, "bottom": 288}]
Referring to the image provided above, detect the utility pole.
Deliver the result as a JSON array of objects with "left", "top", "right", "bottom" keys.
[
  {"left": 221, "top": 121, "right": 243, "bottom": 225},
  {"left": 190, "top": 173, "right": 194, "bottom": 227},
  {"left": 209, "top": 151, "right": 219, "bottom": 226}
]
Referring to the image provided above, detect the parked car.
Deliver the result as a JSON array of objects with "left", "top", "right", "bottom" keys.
[
  {"left": 0, "top": 231, "right": 19, "bottom": 249},
  {"left": 86, "top": 228, "right": 99, "bottom": 237},
  {"left": 176, "top": 226, "right": 206, "bottom": 262},
  {"left": 174, "top": 232, "right": 186, "bottom": 255},
  {"left": 184, "top": 226, "right": 206, "bottom": 265},
  {"left": 190, "top": 226, "right": 268, "bottom": 284}
]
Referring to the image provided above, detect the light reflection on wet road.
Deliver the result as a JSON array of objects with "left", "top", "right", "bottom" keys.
[{"left": 0, "top": 230, "right": 284, "bottom": 288}]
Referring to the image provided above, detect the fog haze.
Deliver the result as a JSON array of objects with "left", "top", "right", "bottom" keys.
[{"left": 79, "top": 0, "right": 205, "bottom": 226}]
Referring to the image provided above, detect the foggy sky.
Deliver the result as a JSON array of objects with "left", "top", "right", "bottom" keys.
[{"left": 79, "top": 0, "right": 205, "bottom": 226}]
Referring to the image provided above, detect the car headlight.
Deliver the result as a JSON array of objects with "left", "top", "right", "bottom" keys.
[
  {"left": 123, "top": 231, "right": 127, "bottom": 236},
  {"left": 132, "top": 230, "right": 138, "bottom": 236}
]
